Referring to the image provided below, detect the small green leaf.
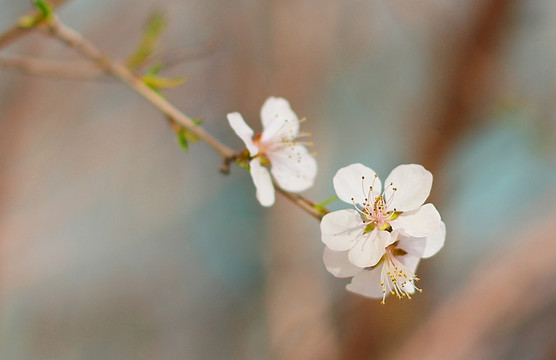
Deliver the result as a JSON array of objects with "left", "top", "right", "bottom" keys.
[
  {"left": 176, "top": 130, "right": 189, "bottom": 151},
  {"left": 145, "top": 64, "right": 163, "bottom": 76},
  {"left": 363, "top": 223, "right": 375, "bottom": 234},
  {"left": 19, "top": 0, "right": 52, "bottom": 28},
  {"left": 33, "top": 0, "right": 52, "bottom": 18},
  {"left": 314, "top": 195, "right": 339, "bottom": 209},
  {"left": 192, "top": 118, "right": 203, "bottom": 126},
  {"left": 183, "top": 130, "right": 199, "bottom": 142},
  {"left": 18, "top": 16, "right": 36, "bottom": 28},
  {"left": 142, "top": 74, "right": 185, "bottom": 90},
  {"left": 126, "top": 12, "right": 166, "bottom": 69}
]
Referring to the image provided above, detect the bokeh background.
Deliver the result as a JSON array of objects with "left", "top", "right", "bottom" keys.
[{"left": 1, "top": 0, "right": 556, "bottom": 359}]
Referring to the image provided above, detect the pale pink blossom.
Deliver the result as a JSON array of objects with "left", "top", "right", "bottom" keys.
[
  {"left": 321, "top": 163, "right": 441, "bottom": 268},
  {"left": 323, "top": 223, "right": 446, "bottom": 303},
  {"left": 228, "top": 97, "right": 317, "bottom": 206}
]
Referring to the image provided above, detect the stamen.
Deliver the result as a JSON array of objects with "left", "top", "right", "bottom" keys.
[
  {"left": 351, "top": 198, "right": 366, "bottom": 217},
  {"left": 380, "top": 246, "right": 421, "bottom": 303},
  {"left": 386, "top": 186, "right": 397, "bottom": 209}
]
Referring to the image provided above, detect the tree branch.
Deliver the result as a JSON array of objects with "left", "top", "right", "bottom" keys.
[
  {"left": 0, "top": 0, "right": 70, "bottom": 51},
  {"left": 275, "top": 183, "right": 325, "bottom": 221},
  {"left": 38, "top": 17, "right": 325, "bottom": 220},
  {"left": 0, "top": 56, "right": 103, "bottom": 79},
  {"left": 45, "top": 17, "right": 237, "bottom": 160}
]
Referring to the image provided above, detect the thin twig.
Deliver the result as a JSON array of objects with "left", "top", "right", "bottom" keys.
[
  {"left": 0, "top": 56, "right": 103, "bottom": 79},
  {"left": 45, "top": 18, "right": 237, "bottom": 160},
  {"left": 275, "top": 183, "right": 324, "bottom": 221},
  {"left": 39, "top": 17, "right": 326, "bottom": 220},
  {"left": 0, "top": 0, "right": 70, "bottom": 51}
]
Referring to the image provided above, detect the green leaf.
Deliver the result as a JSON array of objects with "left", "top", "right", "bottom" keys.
[
  {"left": 145, "top": 63, "right": 163, "bottom": 76},
  {"left": 33, "top": 0, "right": 52, "bottom": 18},
  {"left": 314, "top": 195, "right": 339, "bottom": 209},
  {"left": 183, "top": 130, "right": 199, "bottom": 142},
  {"left": 126, "top": 12, "right": 166, "bottom": 69},
  {"left": 142, "top": 74, "right": 185, "bottom": 90},
  {"left": 18, "top": 16, "right": 37, "bottom": 28},
  {"left": 19, "top": 0, "right": 52, "bottom": 28},
  {"left": 176, "top": 130, "right": 189, "bottom": 151},
  {"left": 192, "top": 117, "right": 203, "bottom": 126}
]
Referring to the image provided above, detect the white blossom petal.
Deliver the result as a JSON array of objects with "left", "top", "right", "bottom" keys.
[
  {"left": 227, "top": 112, "right": 259, "bottom": 156},
  {"left": 333, "top": 163, "right": 382, "bottom": 205},
  {"left": 390, "top": 203, "right": 441, "bottom": 237},
  {"left": 346, "top": 266, "right": 384, "bottom": 298},
  {"left": 348, "top": 230, "right": 392, "bottom": 268},
  {"left": 323, "top": 247, "right": 362, "bottom": 278},
  {"left": 396, "top": 254, "right": 421, "bottom": 294},
  {"left": 267, "top": 145, "right": 317, "bottom": 192},
  {"left": 249, "top": 158, "right": 275, "bottom": 206},
  {"left": 320, "top": 209, "right": 364, "bottom": 251},
  {"left": 398, "top": 221, "right": 446, "bottom": 259},
  {"left": 383, "top": 164, "right": 432, "bottom": 212},
  {"left": 260, "top": 97, "right": 299, "bottom": 139}
]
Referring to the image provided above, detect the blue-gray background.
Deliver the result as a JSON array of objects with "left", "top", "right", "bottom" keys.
[{"left": 0, "top": 0, "right": 555, "bottom": 359}]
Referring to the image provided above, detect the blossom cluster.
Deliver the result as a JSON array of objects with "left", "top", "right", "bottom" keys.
[
  {"left": 227, "top": 97, "right": 445, "bottom": 303},
  {"left": 321, "top": 164, "right": 445, "bottom": 303}
]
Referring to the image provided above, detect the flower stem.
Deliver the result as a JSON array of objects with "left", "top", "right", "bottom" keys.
[{"left": 314, "top": 195, "right": 338, "bottom": 209}]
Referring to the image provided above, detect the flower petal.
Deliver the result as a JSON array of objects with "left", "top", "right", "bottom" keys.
[
  {"left": 267, "top": 145, "right": 317, "bottom": 192},
  {"left": 348, "top": 230, "right": 392, "bottom": 268},
  {"left": 320, "top": 209, "right": 364, "bottom": 251},
  {"left": 383, "top": 164, "right": 432, "bottom": 212},
  {"left": 227, "top": 112, "right": 259, "bottom": 156},
  {"left": 398, "top": 221, "right": 446, "bottom": 259},
  {"left": 390, "top": 203, "right": 441, "bottom": 237},
  {"left": 397, "top": 254, "right": 421, "bottom": 294},
  {"left": 333, "top": 163, "right": 382, "bottom": 205},
  {"left": 346, "top": 266, "right": 384, "bottom": 299},
  {"left": 260, "top": 97, "right": 299, "bottom": 137},
  {"left": 249, "top": 158, "right": 275, "bottom": 206},
  {"left": 323, "top": 247, "right": 362, "bottom": 278}
]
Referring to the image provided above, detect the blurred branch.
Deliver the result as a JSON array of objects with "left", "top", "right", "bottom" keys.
[
  {"left": 0, "top": 0, "right": 70, "bottom": 51},
  {"left": 0, "top": 56, "right": 103, "bottom": 79},
  {"left": 340, "top": 1, "right": 517, "bottom": 358},
  {"left": 389, "top": 211, "right": 556, "bottom": 360},
  {"left": 419, "top": 0, "right": 514, "bottom": 177},
  {"left": 162, "top": 39, "right": 220, "bottom": 69}
]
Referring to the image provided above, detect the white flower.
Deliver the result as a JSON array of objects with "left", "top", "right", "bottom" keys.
[
  {"left": 227, "top": 97, "right": 317, "bottom": 207},
  {"left": 323, "top": 222, "right": 446, "bottom": 303},
  {"left": 320, "top": 163, "right": 441, "bottom": 268}
]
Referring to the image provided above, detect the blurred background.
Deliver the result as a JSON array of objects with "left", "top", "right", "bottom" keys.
[{"left": 1, "top": 0, "right": 556, "bottom": 359}]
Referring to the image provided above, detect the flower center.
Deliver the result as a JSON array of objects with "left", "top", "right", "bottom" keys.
[
  {"left": 379, "top": 245, "right": 421, "bottom": 304},
  {"left": 351, "top": 176, "right": 400, "bottom": 233}
]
